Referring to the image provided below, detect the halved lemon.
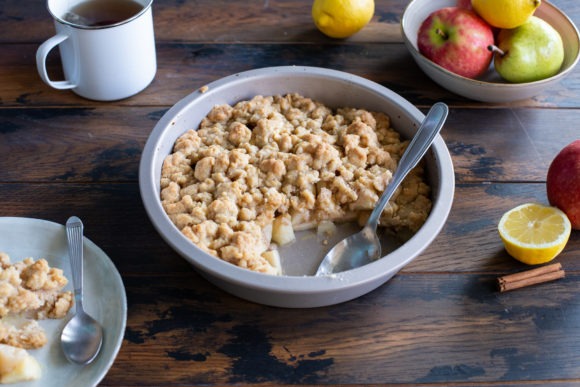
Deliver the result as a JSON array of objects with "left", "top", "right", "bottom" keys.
[{"left": 498, "top": 203, "right": 571, "bottom": 265}]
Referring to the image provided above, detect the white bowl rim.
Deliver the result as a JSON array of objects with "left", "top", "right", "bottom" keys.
[
  {"left": 401, "top": 0, "right": 580, "bottom": 89},
  {"left": 139, "top": 66, "right": 455, "bottom": 298}
]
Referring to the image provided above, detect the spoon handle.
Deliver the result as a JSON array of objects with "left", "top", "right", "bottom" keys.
[
  {"left": 366, "top": 102, "right": 449, "bottom": 231},
  {"left": 66, "top": 216, "right": 85, "bottom": 311}
]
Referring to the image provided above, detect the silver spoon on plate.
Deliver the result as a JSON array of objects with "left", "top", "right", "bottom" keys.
[
  {"left": 61, "top": 216, "right": 103, "bottom": 364},
  {"left": 315, "top": 102, "right": 449, "bottom": 276}
]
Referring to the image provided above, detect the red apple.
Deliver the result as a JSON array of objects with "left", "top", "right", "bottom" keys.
[
  {"left": 417, "top": 7, "right": 494, "bottom": 79},
  {"left": 547, "top": 140, "right": 580, "bottom": 229},
  {"left": 457, "top": 0, "right": 473, "bottom": 10}
]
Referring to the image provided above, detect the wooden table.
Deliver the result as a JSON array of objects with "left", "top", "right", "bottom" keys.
[{"left": 2, "top": 0, "right": 580, "bottom": 385}]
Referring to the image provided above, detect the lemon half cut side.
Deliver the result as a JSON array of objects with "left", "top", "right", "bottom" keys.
[{"left": 498, "top": 203, "right": 571, "bottom": 265}]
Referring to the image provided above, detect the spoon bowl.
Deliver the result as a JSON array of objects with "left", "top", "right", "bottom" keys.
[
  {"left": 315, "top": 225, "right": 379, "bottom": 275},
  {"left": 316, "top": 102, "right": 449, "bottom": 276},
  {"left": 62, "top": 216, "right": 104, "bottom": 365},
  {"left": 61, "top": 310, "right": 103, "bottom": 364}
]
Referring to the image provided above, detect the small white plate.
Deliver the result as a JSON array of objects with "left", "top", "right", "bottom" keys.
[{"left": 0, "top": 217, "right": 126, "bottom": 387}]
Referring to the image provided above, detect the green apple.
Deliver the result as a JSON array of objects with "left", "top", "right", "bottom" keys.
[{"left": 489, "top": 16, "right": 564, "bottom": 83}]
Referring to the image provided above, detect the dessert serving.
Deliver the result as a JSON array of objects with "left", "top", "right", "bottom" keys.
[
  {"left": 0, "top": 252, "right": 73, "bottom": 383},
  {"left": 160, "top": 93, "right": 432, "bottom": 275}
]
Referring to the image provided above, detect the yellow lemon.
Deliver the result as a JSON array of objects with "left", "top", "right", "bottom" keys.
[
  {"left": 312, "top": 0, "right": 374, "bottom": 39},
  {"left": 498, "top": 203, "right": 571, "bottom": 265},
  {"left": 472, "top": 0, "right": 541, "bottom": 29}
]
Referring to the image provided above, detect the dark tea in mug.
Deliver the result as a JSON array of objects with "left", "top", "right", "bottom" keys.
[{"left": 65, "top": 0, "right": 143, "bottom": 27}]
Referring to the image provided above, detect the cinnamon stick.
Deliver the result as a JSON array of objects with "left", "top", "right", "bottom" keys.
[{"left": 498, "top": 263, "right": 565, "bottom": 292}]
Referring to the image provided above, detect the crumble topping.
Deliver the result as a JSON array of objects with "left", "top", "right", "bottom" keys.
[
  {"left": 161, "top": 93, "right": 432, "bottom": 275},
  {"left": 0, "top": 253, "right": 73, "bottom": 349}
]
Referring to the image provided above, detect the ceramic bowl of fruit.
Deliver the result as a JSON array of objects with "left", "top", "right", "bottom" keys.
[
  {"left": 139, "top": 66, "right": 455, "bottom": 308},
  {"left": 401, "top": 0, "right": 580, "bottom": 103}
]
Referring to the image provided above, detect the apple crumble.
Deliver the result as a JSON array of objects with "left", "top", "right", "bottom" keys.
[
  {"left": 0, "top": 253, "right": 73, "bottom": 350},
  {"left": 0, "top": 344, "right": 41, "bottom": 384},
  {"left": 161, "top": 93, "right": 432, "bottom": 275}
]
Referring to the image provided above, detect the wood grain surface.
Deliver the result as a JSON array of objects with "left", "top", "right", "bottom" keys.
[{"left": 1, "top": 0, "right": 579, "bottom": 385}]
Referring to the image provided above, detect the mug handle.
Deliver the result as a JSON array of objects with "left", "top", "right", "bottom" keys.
[{"left": 36, "top": 34, "right": 77, "bottom": 90}]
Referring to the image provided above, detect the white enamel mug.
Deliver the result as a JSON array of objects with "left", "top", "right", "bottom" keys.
[{"left": 36, "top": 0, "right": 156, "bottom": 101}]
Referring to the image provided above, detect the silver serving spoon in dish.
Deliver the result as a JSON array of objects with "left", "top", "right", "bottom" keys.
[
  {"left": 315, "top": 102, "right": 449, "bottom": 276},
  {"left": 61, "top": 216, "right": 103, "bottom": 365}
]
